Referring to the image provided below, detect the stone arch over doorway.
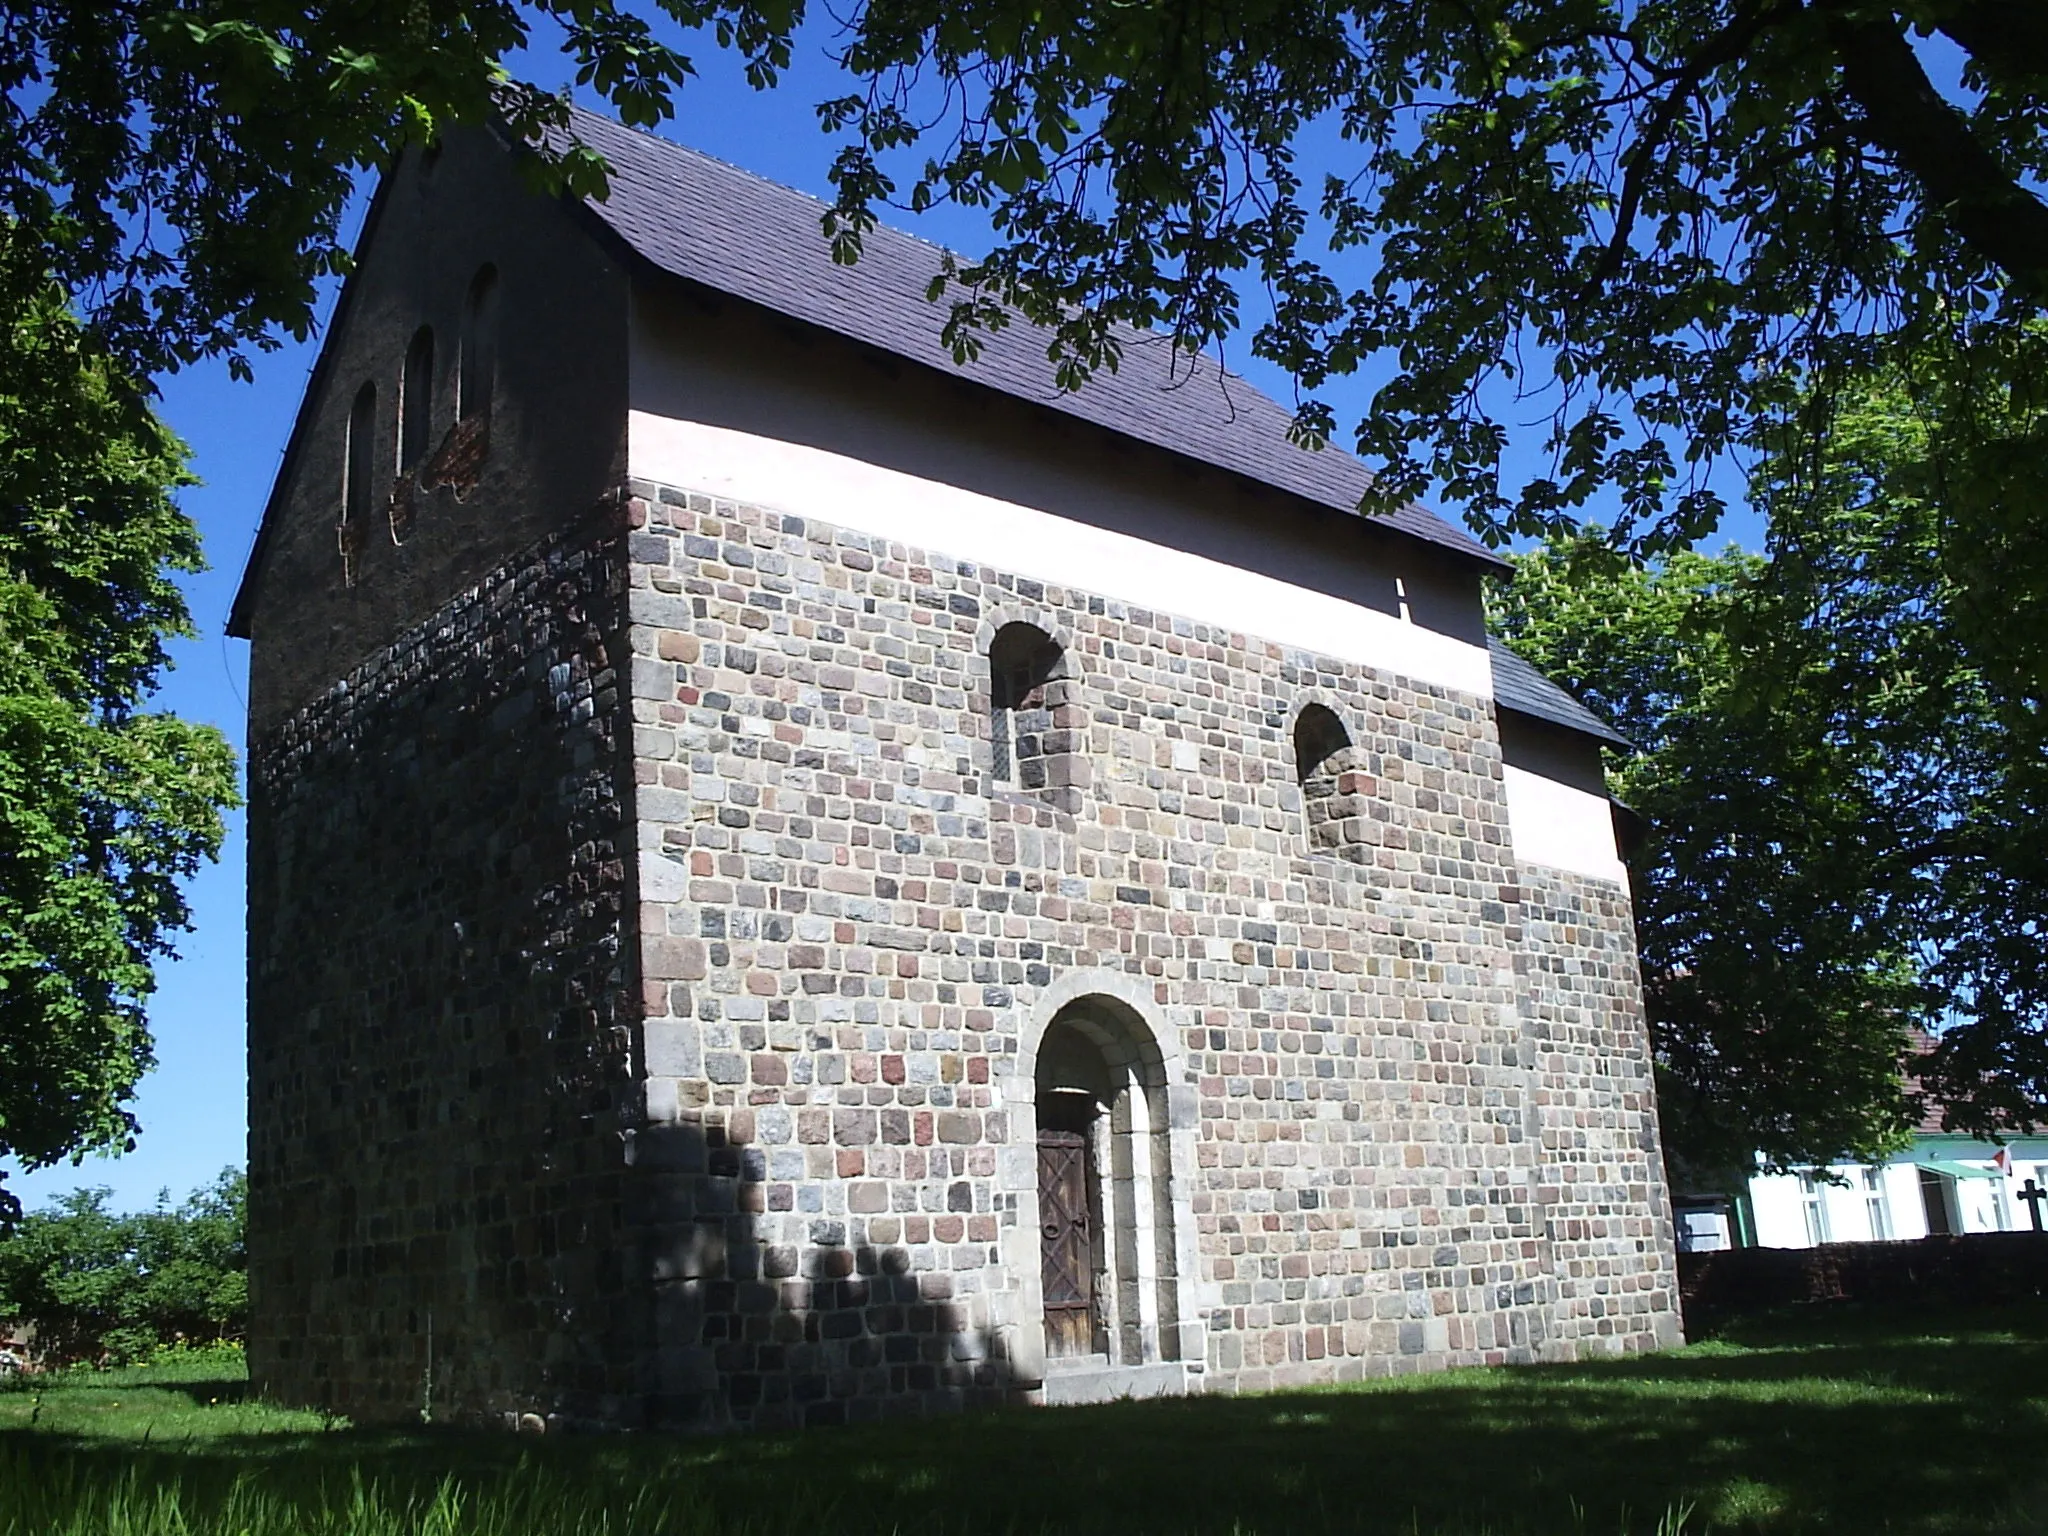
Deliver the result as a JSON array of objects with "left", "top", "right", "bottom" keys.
[{"left": 1009, "top": 970, "right": 1200, "bottom": 1402}]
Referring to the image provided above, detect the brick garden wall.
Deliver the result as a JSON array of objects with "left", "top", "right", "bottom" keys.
[
  {"left": 1680, "top": 1232, "right": 2048, "bottom": 1325},
  {"left": 246, "top": 503, "right": 645, "bottom": 1428},
  {"left": 621, "top": 478, "right": 1681, "bottom": 1430}
]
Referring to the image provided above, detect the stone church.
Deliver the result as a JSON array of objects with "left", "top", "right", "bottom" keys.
[{"left": 229, "top": 108, "right": 1681, "bottom": 1432}]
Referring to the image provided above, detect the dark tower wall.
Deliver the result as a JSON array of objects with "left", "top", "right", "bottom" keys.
[{"left": 237, "top": 129, "right": 643, "bottom": 1425}]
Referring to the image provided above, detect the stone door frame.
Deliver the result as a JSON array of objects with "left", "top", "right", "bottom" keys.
[{"left": 1003, "top": 968, "right": 1204, "bottom": 1396}]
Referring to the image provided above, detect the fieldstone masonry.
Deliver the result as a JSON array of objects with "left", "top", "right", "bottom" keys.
[
  {"left": 246, "top": 503, "right": 646, "bottom": 1426},
  {"left": 1515, "top": 868, "right": 1677, "bottom": 1347},
  {"left": 622, "top": 474, "right": 1679, "bottom": 1426},
  {"left": 245, "top": 472, "right": 1679, "bottom": 1432}
]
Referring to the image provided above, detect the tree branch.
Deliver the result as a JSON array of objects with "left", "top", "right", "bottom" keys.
[
  {"left": 1824, "top": 2, "right": 2048, "bottom": 306},
  {"left": 1931, "top": 0, "right": 2048, "bottom": 91},
  {"left": 1587, "top": 1, "right": 1789, "bottom": 295}
]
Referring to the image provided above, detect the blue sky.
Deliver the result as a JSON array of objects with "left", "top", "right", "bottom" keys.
[{"left": 4, "top": 20, "right": 1760, "bottom": 1213}]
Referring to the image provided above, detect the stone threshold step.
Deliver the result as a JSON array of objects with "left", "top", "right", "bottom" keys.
[{"left": 1040, "top": 1357, "right": 1189, "bottom": 1406}]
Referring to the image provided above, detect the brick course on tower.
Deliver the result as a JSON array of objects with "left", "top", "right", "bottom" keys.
[{"left": 230, "top": 109, "right": 1681, "bottom": 1433}]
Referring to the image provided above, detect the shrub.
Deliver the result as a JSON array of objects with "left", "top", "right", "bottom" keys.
[{"left": 0, "top": 1167, "right": 245, "bottom": 1365}]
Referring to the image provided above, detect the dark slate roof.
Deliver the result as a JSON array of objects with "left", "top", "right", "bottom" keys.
[
  {"left": 562, "top": 108, "right": 1504, "bottom": 570},
  {"left": 1488, "top": 638, "right": 1630, "bottom": 747}
]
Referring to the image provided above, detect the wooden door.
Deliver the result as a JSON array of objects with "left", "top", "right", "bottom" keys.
[{"left": 1038, "top": 1129, "right": 1094, "bottom": 1356}]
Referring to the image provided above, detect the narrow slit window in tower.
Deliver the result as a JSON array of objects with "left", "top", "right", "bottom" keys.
[
  {"left": 457, "top": 264, "right": 498, "bottom": 426},
  {"left": 340, "top": 380, "right": 376, "bottom": 584},
  {"left": 400, "top": 326, "right": 434, "bottom": 470}
]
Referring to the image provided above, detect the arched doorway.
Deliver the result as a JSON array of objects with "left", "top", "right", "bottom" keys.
[{"left": 1032, "top": 998, "right": 1181, "bottom": 1369}]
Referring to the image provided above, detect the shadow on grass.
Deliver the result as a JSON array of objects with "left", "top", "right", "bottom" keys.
[{"left": 7, "top": 1302, "right": 2048, "bottom": 1533}]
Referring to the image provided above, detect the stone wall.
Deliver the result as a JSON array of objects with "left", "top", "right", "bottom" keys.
[
  {"left": 243, "top": 467, "right": 1680, "bottom": 1434},
  {"left": 246, "top": 502, "right": 643, "bottom": 1427},
  {"left": 1517, "top": 866, "right": 1682, "bottom": 1354},
  {"left": 621, "top": 477, "right": 1679, "bottom": 1430}
]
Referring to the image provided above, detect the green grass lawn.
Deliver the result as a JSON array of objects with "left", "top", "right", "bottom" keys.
[{"left": 4, "top": 1305, "right": 2045, "bottom": 1535}]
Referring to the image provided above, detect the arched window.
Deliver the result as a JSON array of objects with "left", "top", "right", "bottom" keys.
[
  {"left": 1293, "top": 703, "right": 1362, "bottom": 856},
  {"left": 989, "top": 621, "right": 1082, "bottom": 811},
  {"left": 457, "top": 264, "right": 498, "bottom": 425},
  {"left": 341, "top": 380, "right": 376, "bottom": 584},
  {"left": 400, "top": 325, "right": 434, "bottom": 471}
]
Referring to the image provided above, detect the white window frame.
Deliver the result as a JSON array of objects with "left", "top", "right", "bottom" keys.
[
  {"left": 1799, "top": 1172, "right": 1832, "bottom": 1246},
  {"left": 1862, "top": 1167, "right": 1893, "bottom": 1241}
]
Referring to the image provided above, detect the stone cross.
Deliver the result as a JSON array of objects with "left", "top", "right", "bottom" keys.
[{"left": 2019, "top": 1178, "right": 2048, "bottom": 1233}]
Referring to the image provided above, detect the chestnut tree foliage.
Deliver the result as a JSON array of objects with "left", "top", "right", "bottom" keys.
[
  {"left": 8, "top": 2, "right": 2047, "bottom": 455},
  {"left": 5, "top": 0, "right": 2048, "bottom": 1159},
  {"left": 1494, "top": 363, "right": 2048, "bottom": 1177}
]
